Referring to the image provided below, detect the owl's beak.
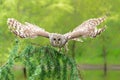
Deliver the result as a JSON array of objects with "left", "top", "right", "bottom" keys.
[{"left": 55, "top": 41, "right": 59, "bottom": 44}]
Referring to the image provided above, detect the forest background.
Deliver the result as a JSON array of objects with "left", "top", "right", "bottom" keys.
[{"left": 0, "top": 0, "right": 120, "bottom": 80}]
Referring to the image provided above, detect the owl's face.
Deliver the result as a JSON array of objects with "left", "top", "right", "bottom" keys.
[{"left": 49, "top": 33, "right": 67, "bottom": 48}]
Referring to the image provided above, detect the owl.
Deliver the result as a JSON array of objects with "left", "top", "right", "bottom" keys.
[{"left": 7, "top": 16, "right": 106, "bottom": 48}]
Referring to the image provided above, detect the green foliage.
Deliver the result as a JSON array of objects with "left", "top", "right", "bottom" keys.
[
  {"left": 0, "top": 42, "right": 19, "bottom": 80},
  {"left": 0, "top": 43, "right": 81, "bottom": 80}
]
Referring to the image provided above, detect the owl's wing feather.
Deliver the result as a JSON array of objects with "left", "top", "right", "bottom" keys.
[
  {"left": 64, "top": 16, "right": 106, "bottom": 40},
  {"left": 7, "top": 18, "right": 50, "bottom": 38}
]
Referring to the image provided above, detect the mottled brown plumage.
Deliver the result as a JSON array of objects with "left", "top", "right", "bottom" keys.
[{"left": 7, "top": 16, "right": 106, "bottom": 48}]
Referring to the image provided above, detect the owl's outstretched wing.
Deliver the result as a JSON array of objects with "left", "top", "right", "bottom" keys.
[
  {"left": 64, "top": 16, "right": 106, "bottom": 40},
  {"left": 7, "top": 18, "right": 50, "bottom": 38}
]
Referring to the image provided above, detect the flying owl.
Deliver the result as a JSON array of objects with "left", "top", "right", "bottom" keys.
[{"left": 7, "top": 16, "right": 106, "bottom": 48}]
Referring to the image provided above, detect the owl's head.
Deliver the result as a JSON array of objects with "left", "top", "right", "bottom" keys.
[{"left": 49, "top": 33, "right": 67, "bottom": 48}]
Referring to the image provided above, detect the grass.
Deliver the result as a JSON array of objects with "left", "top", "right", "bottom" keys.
[
  {"left": 82, "top": 70, "right": 120, "bottom": 80},
  {"left": 76, "top": 55, "right": 120, "bottom": 65},
  {"left": 12, "top": 68, "right": 120, "bottom": 80}
]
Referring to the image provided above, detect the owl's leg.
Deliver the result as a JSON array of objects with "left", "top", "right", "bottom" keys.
[
  {"left": 58, "top": 48, "right": 62, "bottom": 52},
  {"left": 64, "top": 42, "right": 69, "bottom": 52}
]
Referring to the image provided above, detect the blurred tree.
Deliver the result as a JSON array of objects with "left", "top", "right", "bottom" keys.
[{"left": 0, "top": 43, "right": 81, "bottom": 80}]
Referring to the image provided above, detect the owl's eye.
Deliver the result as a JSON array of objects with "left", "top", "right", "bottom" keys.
[
  {"left": 58, "top": 38, "right": 61, "bottom": 41},
  {"left": 53, "top": 38, "right": 56, "bottom": 40}
]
